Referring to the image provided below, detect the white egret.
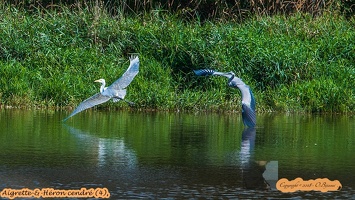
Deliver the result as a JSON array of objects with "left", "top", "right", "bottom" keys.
[{"left": 63, "top": 55, "right": 139, "bottom": 121}]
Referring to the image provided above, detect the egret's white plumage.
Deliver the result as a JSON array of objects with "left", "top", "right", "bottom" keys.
[
  {"left": 194, "top": 69, "right": 256, "bottom": 127},
  {"left": 63, "top": 55, "right": 139, "bottom": 121}
]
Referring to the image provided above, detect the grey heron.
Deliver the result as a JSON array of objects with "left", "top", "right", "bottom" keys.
[
  {"left": 193, "top": 69, "right": 256, "bottom": 127},
  {"left": 63, "top": 55, "right": 139, "bottom": 121}
]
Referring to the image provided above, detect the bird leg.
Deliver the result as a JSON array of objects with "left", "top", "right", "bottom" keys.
[
  {"left": 123, "top": 99, "right": 135, "bottom": 106},
  {"left": 112, "top": 97, "right": 135, "bottom": 106}
]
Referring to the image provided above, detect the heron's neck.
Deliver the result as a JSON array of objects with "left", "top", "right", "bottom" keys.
[{"left": 227, "top": 74, "right": 235, "bottom": 84}]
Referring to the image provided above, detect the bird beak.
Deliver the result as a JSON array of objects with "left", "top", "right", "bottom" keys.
[{"left": 94, "top": 79, "right": 100, "bottom": 83}]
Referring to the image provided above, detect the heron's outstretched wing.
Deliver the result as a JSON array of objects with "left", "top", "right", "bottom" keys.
[
  {"left": 194, "top": 69, "right": 232, "bottom": 78},
  {"left": 63, "top": 93, "right": 111, "bottom": 121},
  {"left": 193, "top": 69, "right": 216, "bottom": 76},
  {"left": 109, "top": 55, "right": 140, "bottom": 90},
  {"left": 242, "top": 104, "right": 256, "bottom": 128}
]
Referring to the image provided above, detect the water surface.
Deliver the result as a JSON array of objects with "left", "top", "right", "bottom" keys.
[{"left": 0, "top": 110, "right": 354, "bottom": 199}]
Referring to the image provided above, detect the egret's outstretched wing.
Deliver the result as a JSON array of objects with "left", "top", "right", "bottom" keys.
[
  {"left": 63, "top": 93, "right": 111, "bottom": 121},
  {"left": 109, "top": 56, "right": 140, "bottom": 90},
  {"left": 193, "top": 69, "right": 216, "bottom": 76},
  {"left": 242, "top": 104, "right": 256, "bottom": 128}
]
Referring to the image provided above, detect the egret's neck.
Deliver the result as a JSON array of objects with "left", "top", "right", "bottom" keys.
[{"left": 100, "top": 82, "right": 106, "bottom": 93}]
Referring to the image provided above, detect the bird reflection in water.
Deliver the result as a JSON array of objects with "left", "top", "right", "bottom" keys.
[
  {"left": 240, "top": 127, "right": 278, "bottom": 190},
  {"left": 64, "top": 124, "right": 137, "bottom": 168}
]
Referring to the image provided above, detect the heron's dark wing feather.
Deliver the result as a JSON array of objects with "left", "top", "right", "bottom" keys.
[
  {"left": 63, "top": 93, "right": 111, "bottom": 121},
  {"left": 242, "top": 104, "right": 256, "bottom": 128},
  {"left": 109, "top": 56, "right": 140, "bottom": 90},
  {"left": 193, "top": 69, "right": 216, "bottom": 76}
]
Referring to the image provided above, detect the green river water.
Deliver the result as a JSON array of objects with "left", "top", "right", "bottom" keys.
[{"left": 0, "top": 110, "right": 354, "bottom": 199}]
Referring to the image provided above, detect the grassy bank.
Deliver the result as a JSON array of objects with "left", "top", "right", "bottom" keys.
[{"left": 0, "top": 3, "right": 354, "bottom": 113}]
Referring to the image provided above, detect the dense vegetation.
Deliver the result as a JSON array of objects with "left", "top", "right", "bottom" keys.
[{"left": 0, "top": 1, "right": 354, "bottom": 113}]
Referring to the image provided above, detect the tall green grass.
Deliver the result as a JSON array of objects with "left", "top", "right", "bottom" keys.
[
  {"left": 0, "top": 3, "right": 354, "bottom": 112},
  {"left": 6, "top": 0, "right": 354, "bottom": 21}
]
